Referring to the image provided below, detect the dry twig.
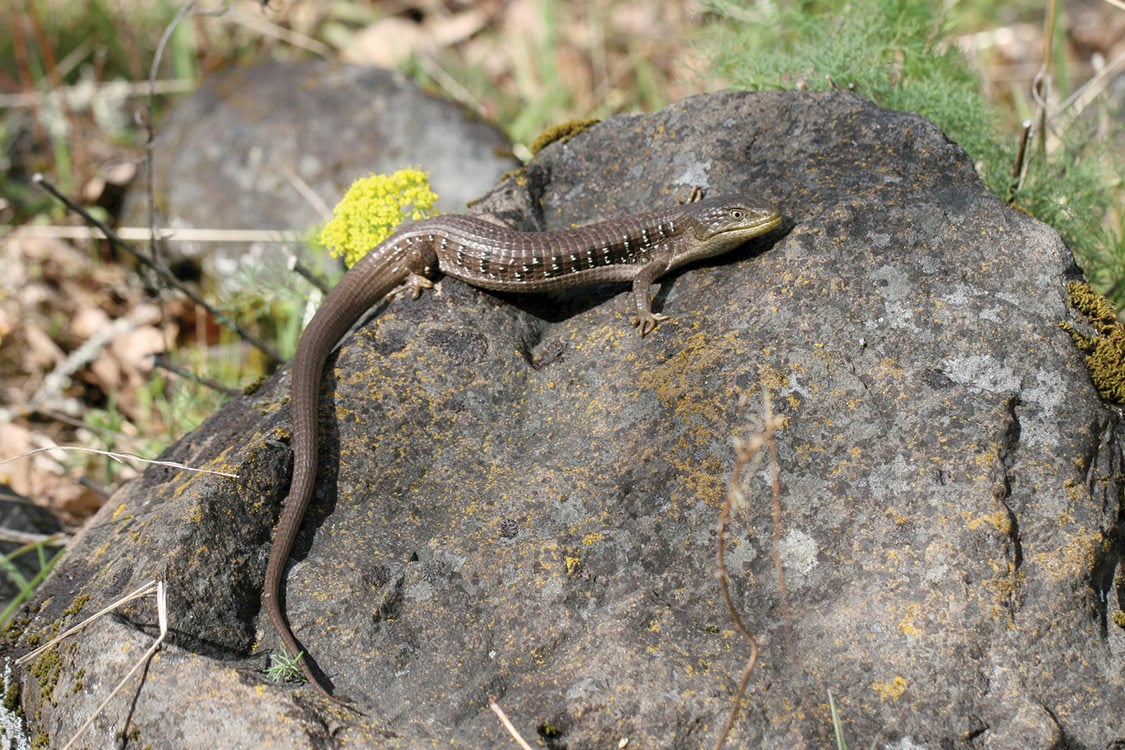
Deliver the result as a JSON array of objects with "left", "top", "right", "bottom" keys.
[
  {"left": 712, "top": 381, "right": 787, "bottom": 750},
  {"left": 16, "top": 580, "right": 168, "bottom": 750},
  {"left": 488, "top": 696, "right": 534, "bottom": 750}
]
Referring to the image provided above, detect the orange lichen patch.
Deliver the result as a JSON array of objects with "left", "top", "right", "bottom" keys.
[
  {"left": 898, "top": 603, "right": 923, "bottom": 637},
  {"left": 564, "top": 555, "right": 582, "bottom": 575},
  {"left": 1030, "top": 531, "right": 1103, "bottom": 582},
  {"left": 872, "top": 676, "right": 908, "bottom": 701},
  {"left": 967, "top": 511, "right": 1011, "bottom": 534}
]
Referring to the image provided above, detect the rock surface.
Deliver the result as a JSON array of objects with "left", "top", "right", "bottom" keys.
[
  {"left": 120, "top": 60, "right": 517, "bottom": 281},
  {"left": 0, "top": 489, "right": 61, "bottom": 606},
  {"left": 9, "top": 90, "right": 1124, "bottom": 749}
]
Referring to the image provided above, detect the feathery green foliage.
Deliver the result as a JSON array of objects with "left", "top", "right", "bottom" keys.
[
  {"left": 704, "top": 0, "right": 1123, "bottom": 304},
  {"left": 706, "top": 0, "right": 1006, "bottom": 186}
]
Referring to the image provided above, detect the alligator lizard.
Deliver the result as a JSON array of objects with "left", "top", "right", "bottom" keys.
[{"left": 263, "top": 195, "right": 782, "bottom": 697}]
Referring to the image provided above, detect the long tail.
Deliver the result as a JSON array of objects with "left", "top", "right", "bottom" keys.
[{"left": 262, "top": 238, "right": 430, "bottom": 696}]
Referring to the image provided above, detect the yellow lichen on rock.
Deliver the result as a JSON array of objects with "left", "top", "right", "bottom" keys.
[{"left": 872, "top": 676, "right": 908, "bottom": 701}]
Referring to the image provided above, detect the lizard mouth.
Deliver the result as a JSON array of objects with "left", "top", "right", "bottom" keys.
[
  {"left": 706, "top": 209, "right": 782, "bottom": 240},
  {"left": 698, "top": 209, "right": 782, "bottom": 246}
]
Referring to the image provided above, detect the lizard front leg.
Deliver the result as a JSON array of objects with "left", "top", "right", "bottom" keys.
[{"left": 629, "top": 251, "right": 674, "bottom": 337}]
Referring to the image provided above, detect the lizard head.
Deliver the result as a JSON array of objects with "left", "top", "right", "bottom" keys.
[{"left": 673, "top": 196, "right": 782, "bottom": 268}]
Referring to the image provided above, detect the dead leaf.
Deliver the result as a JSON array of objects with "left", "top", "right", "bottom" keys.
[{"left": 340, "top": 7, "right": 489, "bottom": 67}]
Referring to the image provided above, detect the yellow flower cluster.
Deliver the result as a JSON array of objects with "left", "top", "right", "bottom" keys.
[{"left": 318, "top": 169, "right": 439, "bottom": 267}]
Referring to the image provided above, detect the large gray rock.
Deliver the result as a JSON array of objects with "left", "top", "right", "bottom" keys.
[
  {"left": 9, "top": 90, "right": 1123, "bottom": 748},
  {"left": 0, "top": 489, "right": 61, "bottom": 607},
  {"left": 122, "top": 60, "right": 517, "bottom": 280}
]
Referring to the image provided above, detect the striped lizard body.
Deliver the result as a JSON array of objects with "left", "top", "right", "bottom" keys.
[{"left": 263, "top": 195, "right": 782, "bottom": 697}]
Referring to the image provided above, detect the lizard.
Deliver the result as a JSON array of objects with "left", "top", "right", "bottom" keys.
[{"left": 262, "top": 194, "right": 783, "bottom": 697}]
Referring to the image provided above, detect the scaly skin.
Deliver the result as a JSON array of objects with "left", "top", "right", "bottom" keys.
[{"left": 263, "top": 196, "right": 782, "bottom": 697}]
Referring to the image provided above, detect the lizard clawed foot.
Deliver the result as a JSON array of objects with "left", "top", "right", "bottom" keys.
[
  {"left": 388, "top": 272, "right": 434, "bottom": 301},
  {"left": 630, "top": 312, "right": 669, "bottom": 338}
]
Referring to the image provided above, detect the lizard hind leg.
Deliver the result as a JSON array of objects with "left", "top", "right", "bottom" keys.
[{"left": 391, "top": 271, "right": 435, "bottom": 301}]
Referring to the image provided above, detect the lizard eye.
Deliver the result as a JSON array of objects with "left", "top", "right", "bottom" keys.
[{"left": 730, "top": 209, "right": 745, "bottom": 220}]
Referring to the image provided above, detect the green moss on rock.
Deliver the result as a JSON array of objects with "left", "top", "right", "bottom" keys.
[
  {"left": 1060, "top": 281, "right": 1125, "bottom": 403},
  {"left": 3, "top": 679, "right": 21, "bottom": 712},
  {"left": 529, "top": 118, "right": 600, "bottom": 155}
]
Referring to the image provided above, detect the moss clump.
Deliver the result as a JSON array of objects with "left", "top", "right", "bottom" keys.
[
  {"left": 529, "top": 118, "right": 600, "bottom": 156},
  {"left": 318, "top": 170, "right": 439, "bottom": 268},
  {"left": 1066, "top": 280, "right": 1119, "bottom": 330},
  {"left": 1060, "top": 281, "right": 1125, "bottom": 403},
  {"left": 1112, "top": 610, "right": 1125, "bottom": 629},
  {"left": 3, "top": 678, "right": 21, "bottom": 712},
  {"left": 61, "top": 594, "right": 90, "bottom": 619},
  {"left": 3, "top": 616, "right": 29, "bottom": 641},
  {"left": 243, "top": 374, "right": 267, "bottom": 396},
  {"left": 29, "top": 650, "right": 61, "bottom": 707}
]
